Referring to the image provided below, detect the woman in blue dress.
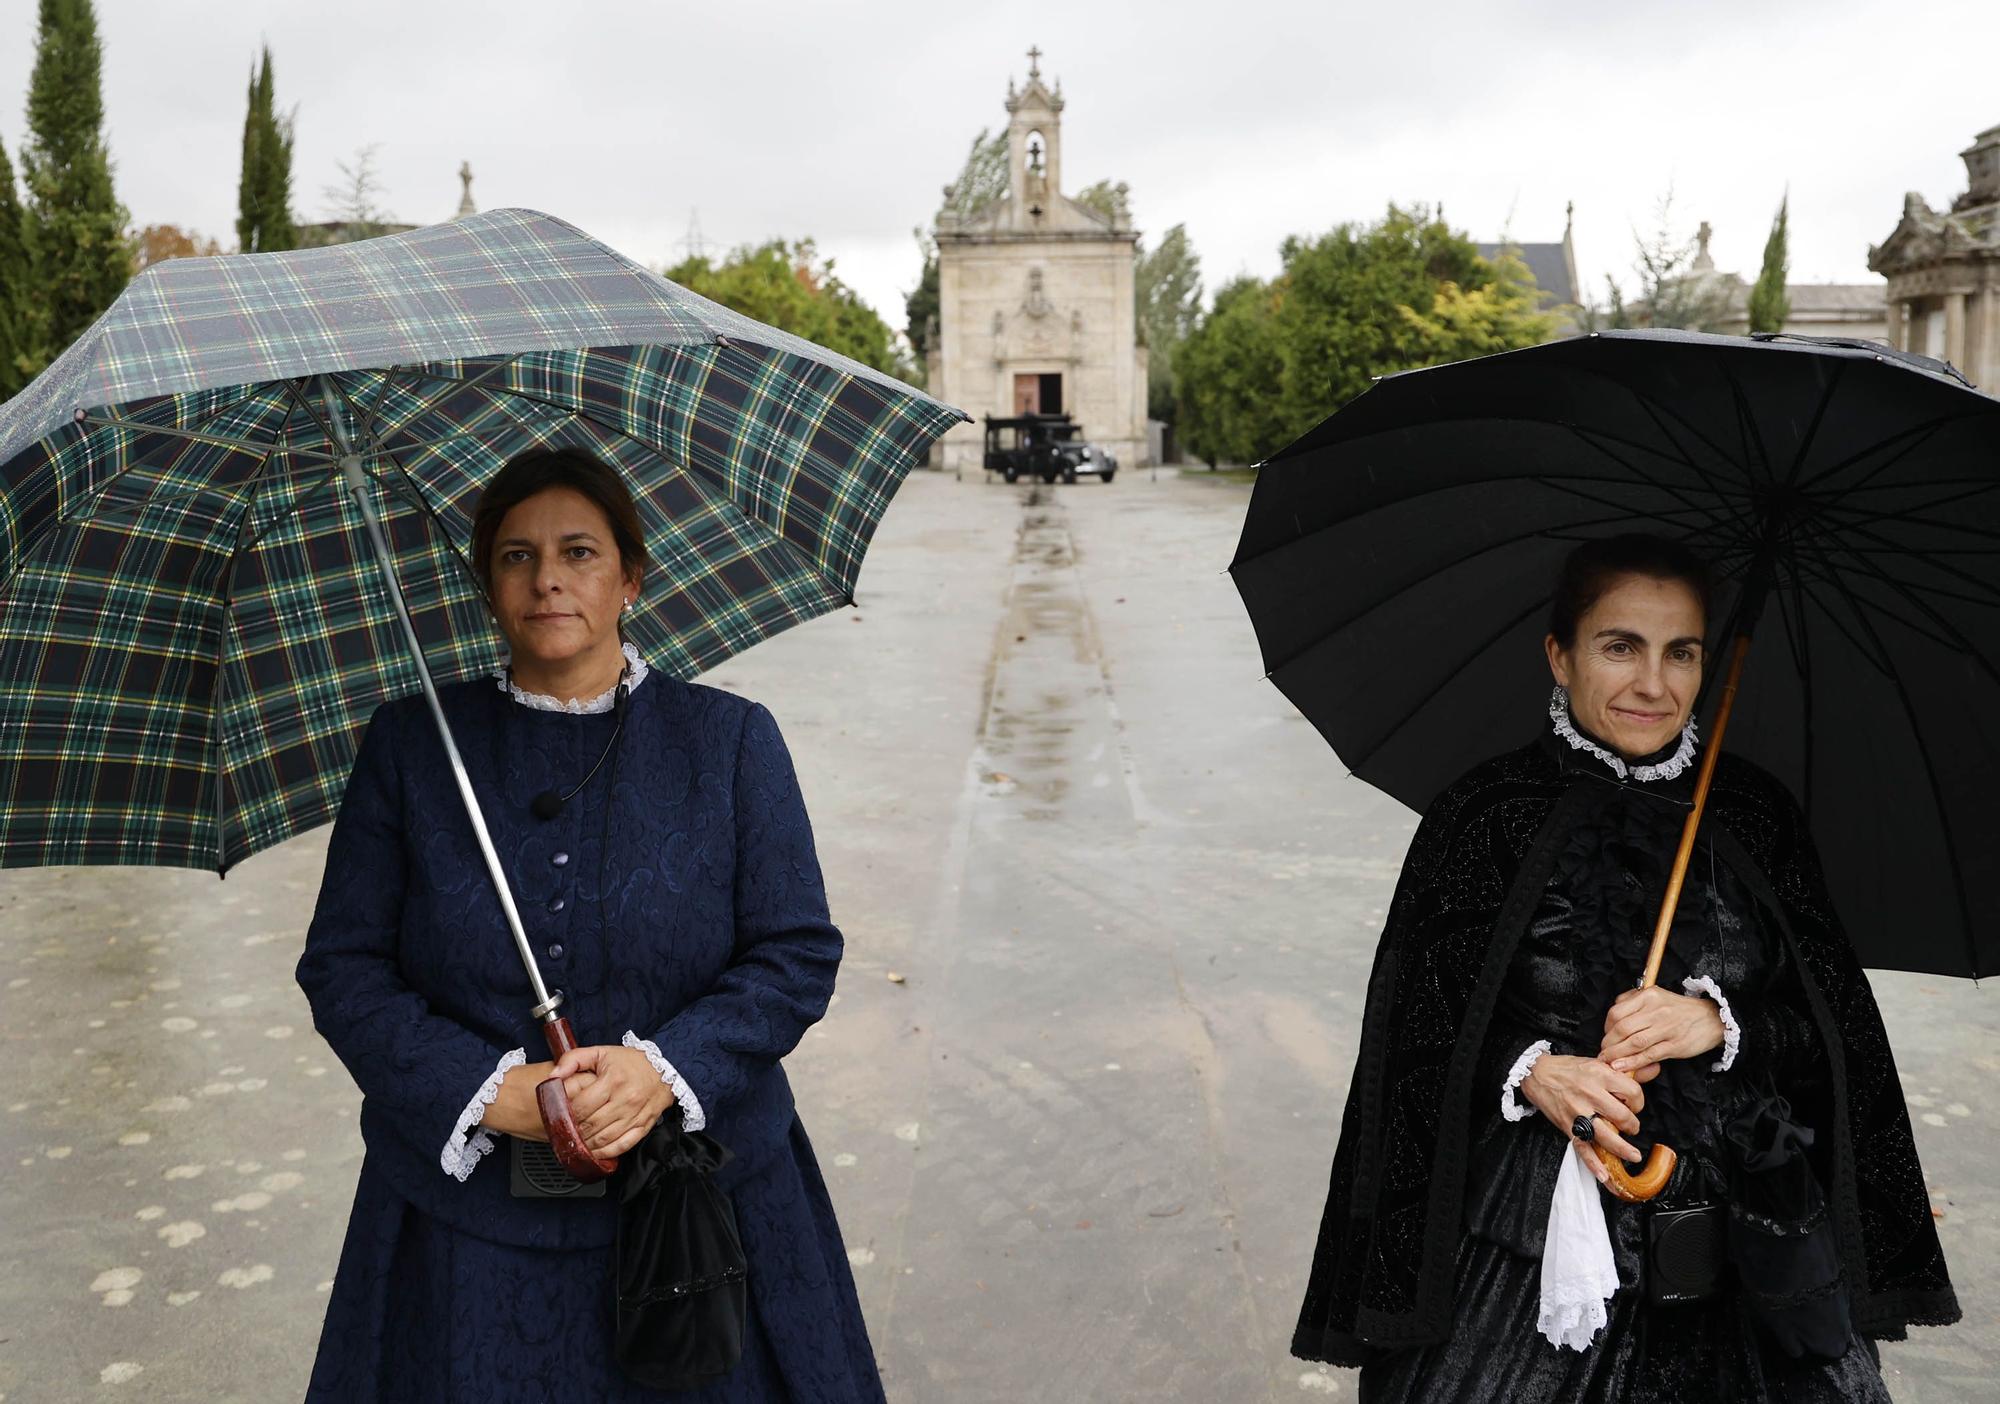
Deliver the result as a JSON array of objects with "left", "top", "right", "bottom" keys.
[{"left": 297, "top": 448, "right": 883, "bottom": 1402}]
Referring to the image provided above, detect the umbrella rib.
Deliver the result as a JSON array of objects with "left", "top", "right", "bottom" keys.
[
  {"left": 394, "top": 366, "right": 863, "bottom": 608},
  {"left": 1248, "top": 501, "right": 1742, "bottom": 679},
  {"left": 329, "top": 376, "right": 491, "bottom": 600},
  {"left": 1791, "top": 529, "right": 2000, "bottom": 688},
  {"left": 1798, "top": 553, "right": 1982, "bottom": 977},
  {"left": 1778, "top": 361, "right": 1844, "bottom": 490},
  {"left": 1794, "top": 407, "right": 2000, "bottom": 497},
  {"left": 1807, "top": 511, "right": 2000, "bottom": 608},
  {"left": 1229, "top": 471, "right": 1742, "bottom": 573},
  {"left": 77, "top": 411, "right": 336, "bottom": 464},
  {"left": 1811, "top": 483, "right": 2000, "bottom": 542},
  {"left": 1339, "top": 595, "right": 1554, "bottom": 777},
  {"left": 1770, "top": 535, "right": 1817, "bottom": 817},
  {"left": 1562, "top": 424, "right": 1752, "bottom": 522}
]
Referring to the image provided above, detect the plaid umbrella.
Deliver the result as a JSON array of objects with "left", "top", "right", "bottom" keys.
[{"left": 0, "top": 208, "right": 966, "bottom": 875}]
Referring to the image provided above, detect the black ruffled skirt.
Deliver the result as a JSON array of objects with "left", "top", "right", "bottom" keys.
[{"left": 1356, "top": 1228, "right": 1889, "bottom": 1404}]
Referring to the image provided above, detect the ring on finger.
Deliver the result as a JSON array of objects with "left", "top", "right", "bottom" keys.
[{"left": 1571, "top": 1112, "right": 1602, "bottom": 1143}]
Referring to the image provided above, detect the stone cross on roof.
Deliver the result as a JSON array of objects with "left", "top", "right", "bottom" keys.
[
  {"left": 1027, "top": 45, "right": 1041, "bottom": 78},
  {"left": 456, "top": 161, "right": 476, "bottom": 218}
]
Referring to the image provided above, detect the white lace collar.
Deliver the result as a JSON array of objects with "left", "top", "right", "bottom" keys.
[
  {"left": 1549, "top": 685, "right": 1698, "bottom": 783},
  {"left": 493, "top": 641, "right": 649, "bottom": 715}
]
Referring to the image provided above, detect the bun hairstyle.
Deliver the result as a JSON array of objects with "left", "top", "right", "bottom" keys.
[
  {"left": 1547, "top": 534, "right": 1714, "bottom": 649},
  {"left": 469, "top": 448, "right": 650, "bottom": 599}
]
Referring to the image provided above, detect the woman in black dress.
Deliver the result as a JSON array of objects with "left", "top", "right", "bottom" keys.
[{"left": 1293, "top": 535, "right": 1958, "bottom": 1402}]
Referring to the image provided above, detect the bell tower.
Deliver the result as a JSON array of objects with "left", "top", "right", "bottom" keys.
[{"left": 1004, "top": 46, "right": 1064, "bottom": 226}]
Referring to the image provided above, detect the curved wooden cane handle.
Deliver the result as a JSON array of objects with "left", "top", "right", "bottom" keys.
[
  {"left": 537, "top": 1016, "right": 618, "bottom": 1183},
  {"left": 1594, "top": 1142, "right": 1676, "bottom": 1203}
]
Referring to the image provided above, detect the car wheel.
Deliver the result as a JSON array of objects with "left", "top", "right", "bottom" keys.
[
  {"left": 1101, "top": 471, "right": 1115, "bottom": 484},
  {"left": 1003, "top": 467, "right": 1019, "bottom": 483},
  {"left": 1063, "top": 468, "right": 1078, "bottom": 484}
]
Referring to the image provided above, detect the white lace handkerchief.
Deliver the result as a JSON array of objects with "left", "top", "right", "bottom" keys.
[{"left": 1538, "top": 1145, "right": 1619, "bottom": 1351}]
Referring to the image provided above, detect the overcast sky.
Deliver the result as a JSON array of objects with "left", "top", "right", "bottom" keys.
[{"left": 4, "top": 1, "right": 1997, "bottom": 336}]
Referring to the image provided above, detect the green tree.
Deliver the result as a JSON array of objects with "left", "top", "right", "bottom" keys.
[
  {"left": 669, "top": 240, "right": 908, "bottom": 379},
  {"left": 0, "top": 135, "right": 32, "bottom": 398},
  {"left": 1398, "top": 247, "right": 1558, "bottom": 362},
  {"left": 1136, "top": 223, "right": 1202, "bottom": 420},
  {"left": 1174, "top": 205, "right": 1554, "bottom": 468},
  {"left": 1747, "top": 193, "right": 1790, "bottom": 335},
  {"left": 236, "top": 45, "right": 296, "bottom": 254},
  {"left": 1072, "top": 178, "right": 1127, "bottom": 224},
  {"left": 20, "top": 0, "right": 131, "bottom": 370},
  {"left": 1266, "top": 204, "right": 1487, "bottom": 439},
  {"left": 1175, "top": 276, "right": 1282, "bottom": 467},
  {"left": 905, "top": 129, "right": 1009, "bottom": 376}
]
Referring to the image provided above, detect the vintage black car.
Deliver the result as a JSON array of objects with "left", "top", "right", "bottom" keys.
[{"left": 981, "top": 414, "right": 1118, "bottom": 484}]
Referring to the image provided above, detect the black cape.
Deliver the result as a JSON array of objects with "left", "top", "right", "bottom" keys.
[{"left": 1293, "top": 736, "right": 1959, "bottom": 1366}]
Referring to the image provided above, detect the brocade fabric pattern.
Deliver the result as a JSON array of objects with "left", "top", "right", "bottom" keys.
[{"left": 296, "top": 675, "right": 883, "bottom": 1401}]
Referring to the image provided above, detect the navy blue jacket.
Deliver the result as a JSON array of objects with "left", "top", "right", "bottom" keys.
[{"left": 296, "top": 674, "right": 841, "bottom": 1250}]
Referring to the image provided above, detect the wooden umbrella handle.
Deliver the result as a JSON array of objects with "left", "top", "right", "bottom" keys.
[
  {"left": 536, "top": 1016, "right": 619, "bottom": 1183},
  {"left": 1594, "top": 633, "right": 1754, "bottom": 1200}
]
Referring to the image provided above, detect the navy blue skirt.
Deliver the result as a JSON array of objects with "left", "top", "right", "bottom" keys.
[{"left": 308, "top": 1119, "right": 884, "bottom": 1404}]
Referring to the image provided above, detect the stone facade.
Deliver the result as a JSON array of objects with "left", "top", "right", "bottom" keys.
[
  {"left": 928, "top": 51, "right": 1149, "bottom": 474},
  {"left": 1870, "top": 123, "right": 2000, "bottom": 389}
]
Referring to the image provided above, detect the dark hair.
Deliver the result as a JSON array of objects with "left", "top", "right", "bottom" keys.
[
  {"left": 1547, "top": 534, "right": 1713, "bottom": 648},
  {"left": 469, "top": 448, "right": 650, "bottom": 596}
]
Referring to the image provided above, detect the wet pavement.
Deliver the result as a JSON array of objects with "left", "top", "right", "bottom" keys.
[{"left": 1, "top": 467, "right": 1993, "bottom": 1401}]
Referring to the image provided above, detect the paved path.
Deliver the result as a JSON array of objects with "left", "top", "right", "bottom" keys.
[{"left": 1, "top": 467, "right": 1992, "bottom": 1400}]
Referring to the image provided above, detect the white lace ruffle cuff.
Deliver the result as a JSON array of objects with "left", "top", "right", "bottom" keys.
[
  {"left": 623, "top": 1031, "right": 707, "bottom": 1132},
  {"left": 1681, "top": 975, "right": 1741, "bottom": 1071},
  {"left": 1539, "top": 1144, "right": 1619, "bottom": 1351},
  {"left": 441, "top": 1046, "right": 526, "bottom": 1182},
  {"left": 1502, "top": 1039, "right": 1553, "bottom": 1122}
]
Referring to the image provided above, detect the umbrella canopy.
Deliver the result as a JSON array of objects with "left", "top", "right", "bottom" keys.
[
  {"left": 0, "top": 208, "right": 964, "bottom": 873},
  {"left": 1230, "top": 329, "right": 2000, "bottom": 979}
]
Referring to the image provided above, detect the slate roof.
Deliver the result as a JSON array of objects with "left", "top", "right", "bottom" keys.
[{"left": 1478, "top": 241, "right": 1575, "bottom": 306}]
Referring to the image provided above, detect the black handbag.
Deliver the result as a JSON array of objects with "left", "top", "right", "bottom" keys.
[{"left": 614, "top": 1109, "right": 749, "bottom": 1390}]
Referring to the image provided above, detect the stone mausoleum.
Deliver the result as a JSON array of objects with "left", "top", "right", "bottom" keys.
[
  {"left": 928, "top": 50, "right": 1150, "bottom": 475},
  {"left": 1870, "top": 123, "right": 2000, "bottom": 389}
]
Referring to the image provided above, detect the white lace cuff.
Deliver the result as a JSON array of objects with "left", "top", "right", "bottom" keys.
[
  {"left": 1502, "top": 1039, "right": 1553, "bottom": 1122},
  {"left": 1681, "top": 975, "right": 1741, "bottom": 1072},
  {"left": 441, "top": 1047, "right": 526, "bottom": 1181},
  {"left": 622, "top": 1032, "right": 707, "bottom": 1132}
]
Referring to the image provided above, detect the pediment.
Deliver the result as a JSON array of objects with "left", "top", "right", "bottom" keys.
[{"left": 1869, "top": 214, "right": 1947, "bottom": 273}]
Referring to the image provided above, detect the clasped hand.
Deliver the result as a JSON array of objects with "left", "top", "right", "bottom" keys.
[
  {"left": 490, "top": 1045, "right": 676, "bottom": 1159},
  {"left": 1520, "top": 987, "right": 1724, "bottom": 1187}
]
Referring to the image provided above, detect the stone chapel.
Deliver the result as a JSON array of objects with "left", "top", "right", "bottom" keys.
[{"left": 928, "top": 50, "right": 1150, "bottom": 474}]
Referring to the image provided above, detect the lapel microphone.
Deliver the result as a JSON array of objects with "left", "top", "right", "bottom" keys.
[{"left": 529, "top": 677, "right": 630, "bottom": 821}]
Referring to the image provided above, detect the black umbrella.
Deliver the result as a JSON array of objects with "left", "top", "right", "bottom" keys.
[{"left": 1231, "top": 330, "right": 2000, "bottom": 1189}]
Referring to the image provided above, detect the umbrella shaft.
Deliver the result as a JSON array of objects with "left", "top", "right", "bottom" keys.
[
  {"left": 336, "top": 451, "right": 560, "bottom": 1021},
  {"left": 1639, "top": 633, "right": 1753, "bottom": 989}
]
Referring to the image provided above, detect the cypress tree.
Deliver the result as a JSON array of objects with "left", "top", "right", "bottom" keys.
[
  {"left": 0, "top": 134, "right": 32, "bottom": 399},
  {"left": 20, "top": 0, "right": 131, "bottom": 366},
  {"left": 236, "top": 45, "right": 295, "bottom": 254},
  {"left": 1747, "top": 194, "right": 1791, "bottom": 335}
]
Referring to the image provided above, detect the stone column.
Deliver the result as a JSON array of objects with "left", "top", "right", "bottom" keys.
[
  {"left": 1983, "top": 280, "right": 2000, "bottom": 390},
  {"left": 1946, "top": 291, "right": 1968, "bottom": 367}
]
